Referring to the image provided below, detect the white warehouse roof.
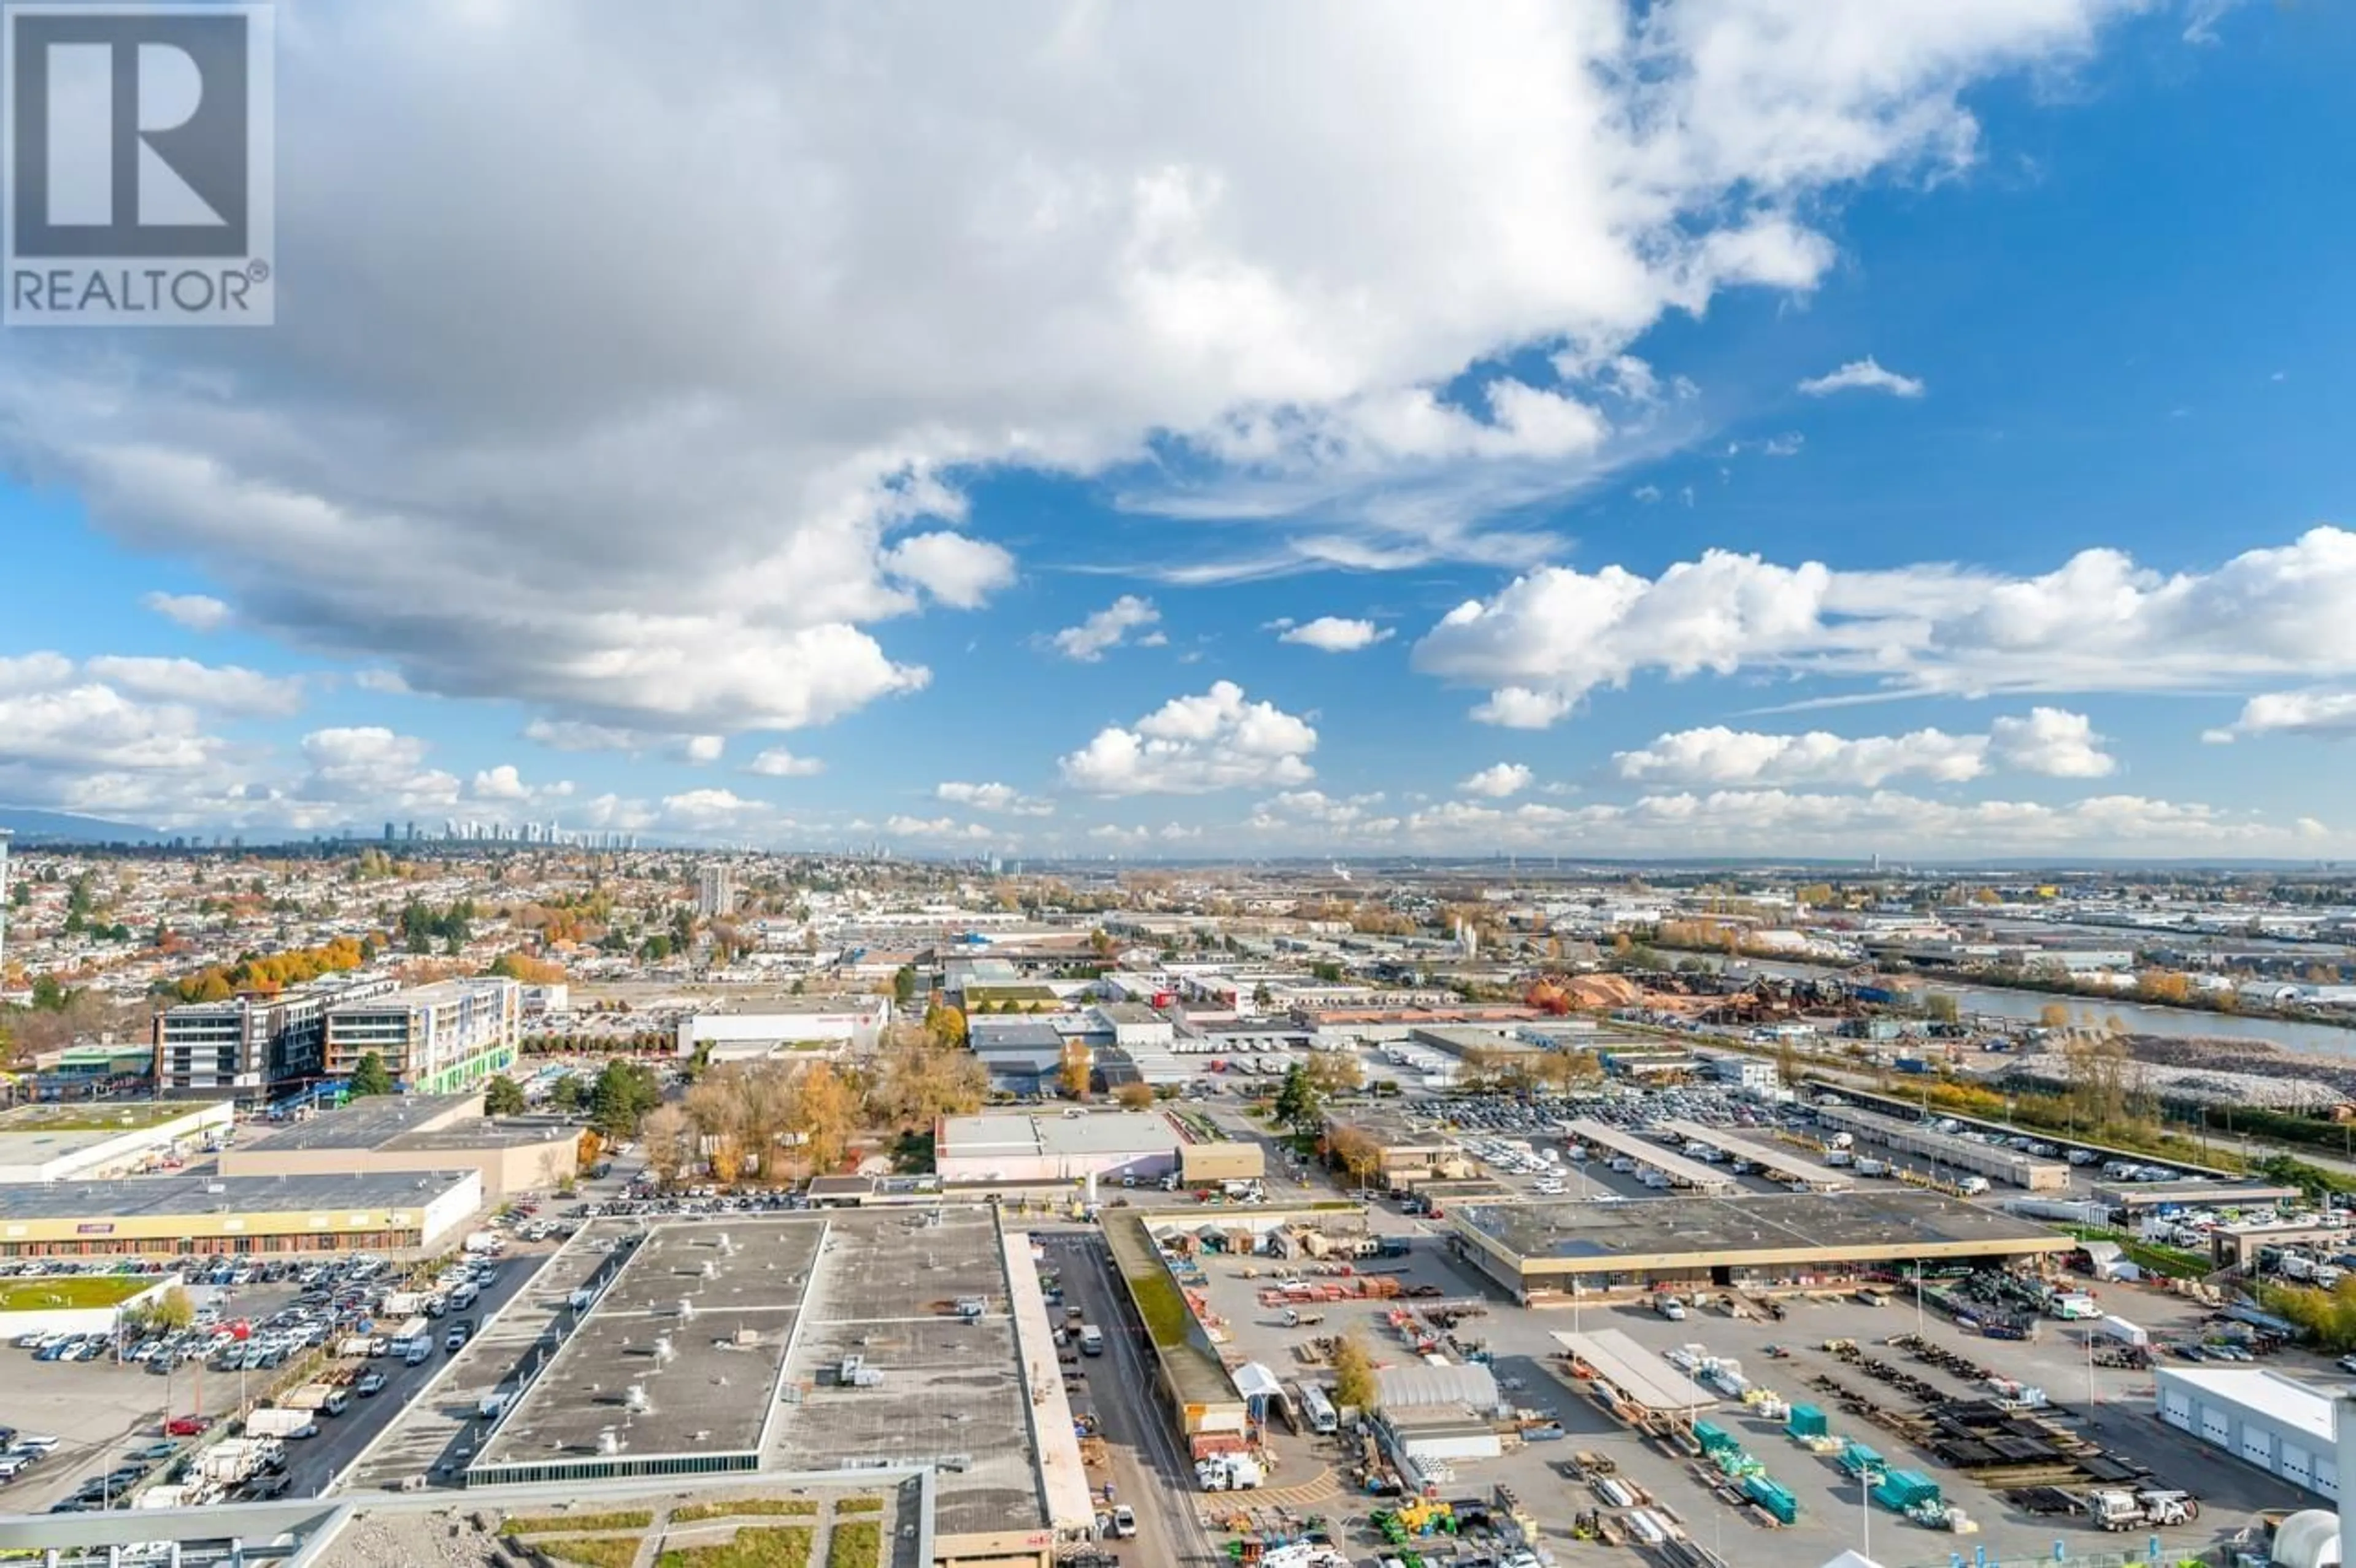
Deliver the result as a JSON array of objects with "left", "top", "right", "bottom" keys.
[
  {"left": 1373, "top": 1362, "right": 1498, "bottom": 1412},
  {"left": 2157, "top": 1367, "right": 2337, "bottom": 1448}
]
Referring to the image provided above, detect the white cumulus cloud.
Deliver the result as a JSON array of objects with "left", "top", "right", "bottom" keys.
[
  {"left": 1987, "top": 707, "right": 2115, "bottom": 778},
  {"left": 881, "top": 532, "right": 1017, "bottom": 609},
  {"left": 1615, "top": 710, "right": 2112, "bottom": 785},
  {"left": 1060, "top": 680, "right": 1317, "bottom": 795},
  {"left": 746, "top": 748, "right": 825, "bottom": 777},
  {"left": 1460, "top": 763, "right": 1533, "bottom": 798},
  {"left": 1051, "top": 596, "right": 1162, "bottom": 663},
  {"left": 1415, "top": 529, "right": 2356, "bottom": 724},
  {"left": 2205, "top": 690, "right": 2356, "bottom": 744},
  {"left": 936, "top": 780, "right": 1054, "bottom": 817},
  {"left": 1797, "top": 356, "right": 1926, "bottom": 398},
  {"left": 142, "top": 592, "right": 231, "bottom": 632},
  {"left": 83, "top": 656, "right": 303, "bottom": 717},
  {"left": 1279, "top": 617, "right": 1393, "bottom": 653}
]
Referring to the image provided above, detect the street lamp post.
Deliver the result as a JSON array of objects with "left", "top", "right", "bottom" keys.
[{"left": 1860, "top": 1462, "right": 1883, "bottom": 1559}]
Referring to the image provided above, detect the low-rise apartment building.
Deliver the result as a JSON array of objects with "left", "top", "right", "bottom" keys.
[
  {"left": 325, "top": 978, "right": 520, "bottom": 1094},
  {"left": 153, "top": 974, "right": 399, "bottom": 1102}
]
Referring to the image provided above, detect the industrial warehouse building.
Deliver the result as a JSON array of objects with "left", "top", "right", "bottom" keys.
[
  {"left": 0, "top": 1170, "right": 482, "bottom": 1259},
  {"left": 933, "top": 1108, "right": 1261, "bottom": 1186},
  {"left": 1320, "top": 1109, "right": 1477, "bottom": 1188},
  {"left": 1812, "top": 1101, "right": 2071, "bottom": 1191},
  {"left": 0, "top": 1099, "right": 233, "bottom": 1183},
  {"left": 2153, "top": 1367, "right": 2346, "bottom": 1500},
  {"left": 464, "top": 1207, "right": 1090, "bottom": 1567},
  {"left": 220, "top": 1091, "right": 582, "bottom": 1202},
  {"left": 671, "top": 994, "right": 893, "bottom": 1061},
  {"left": 1448, "top": 1191, "right": 2074, "bottom": 1304}
]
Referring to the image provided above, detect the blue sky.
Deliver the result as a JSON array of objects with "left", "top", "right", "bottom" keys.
[{"left": 6, "top": 0, "right": 2356, "bottom": 859}]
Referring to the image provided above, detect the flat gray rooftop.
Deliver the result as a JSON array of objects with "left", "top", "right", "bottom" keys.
[
  {"left": 474, "top": 1211, "right": 1051, "bottom": 1542},
  {"left": 234, "top": 1094, "right": 480, "bottom": 1151},
  {"left": 1460, "top": 1189, "right": 2073, "bottom": 1270},
  {"left": 481, "top": 1222, "right": 820, "bottom": 1468},
  {"left": 939, "top": 1109, "right": 1177, "bottom": 1161},
  {"left": 769, "top": 1205, "right": 1041, "bottom": 1539},
  {"left": 0, "top": 1169, "right": 476, "bottom": 1221}
]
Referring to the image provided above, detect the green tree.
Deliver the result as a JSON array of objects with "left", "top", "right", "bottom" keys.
[
  {"left": 348, "top": 1051, "right": 395, "bottom": 1097},
  {"left": 483, "top": 1075, "right": 528, "bottom": 1116},
  {"left": 137, "top": 1285, "right": 196, "bottom": 1334},
  {"left": 28, "top": 975, "right": 70, "bottom": 1012},
  {"left": 550, "top": 1075, "right": 586, "bottom": 1113},
  {"left": 591, "top": 1059, "right": 660, "bottom": 1139},
  {"left": 891, "top": 966, "right": 918, "bottom": 1008},
  {"left": 1330, "top": 1330, "right": 1377, "bottom": 1412},
  {"left": 1272, "top": 1063, "right": 1324, "bottom": 1134}
]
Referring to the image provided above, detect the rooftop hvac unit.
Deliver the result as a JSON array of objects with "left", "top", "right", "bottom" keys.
[
  {"left": 624, "top": 1384, "right": 650, "bottom": 1413},
  {"left": 652, "top": 1335, "right": 674, "bottom": 1365},
  {"left": 701, "top": 1259, "right": 717, "bottom": 1278},
  {"left": 596, "top": 1429, "right": 622, "bottom": 1456},
  {"left": 838, "top": 1355, "right": 885, "bottom": 1389},
  {"left": 678, "top": 1297, "right": 697, "bottom": 1321}
]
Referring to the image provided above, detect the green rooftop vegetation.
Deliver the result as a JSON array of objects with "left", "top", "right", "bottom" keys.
[
  {"left": 500, "top": 1510, "right": 655, "bottom": 1537},
  {"left": 1125, "top": 1264, "right": 1192, "bottom": 1351},
  {"left": 825, "top": 1519, "right": 882, "bottom": 1568},
  {"left": 0, "top": 1102, "right": 204, "bottom": 1136},
  {"left": 0, "top": 1275, "right": 155, "bottom": 1312},
  {"left": 669, "top": 1500, "right": 817, "bottom": 1524},
  {"left": 534, "top": 1542, "right": 640, "bottom": 1568},
  {"left": 656, "top": 1526, "right": 813, "bottom": 1568}
]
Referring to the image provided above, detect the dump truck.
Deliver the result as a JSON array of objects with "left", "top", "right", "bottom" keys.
[{"left": 2087, "top": 1488, "right": 2198, "bottom": 1531}]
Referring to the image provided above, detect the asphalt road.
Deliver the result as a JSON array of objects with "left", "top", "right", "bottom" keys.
[
  {"left": 1046, "top": 1230, "right": 1224, "bottom": 1568},
  {"left": 280, "top": 1243, "right": 556, "bottom": 1497}
]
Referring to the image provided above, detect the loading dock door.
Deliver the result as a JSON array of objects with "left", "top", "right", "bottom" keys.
[
  {"left": 2239, "top": 1423, "right": 2272, "bottom": 1468},
  {"left": 2199, "top": 1404, "right": 2231, "bottom": 1448},
  {"left": 2160, "top": 1386, "right": 2192, "bottom": 1430},
  {"left": 2281, "top": 1440, "right": 2314, "bottom": 1491}
]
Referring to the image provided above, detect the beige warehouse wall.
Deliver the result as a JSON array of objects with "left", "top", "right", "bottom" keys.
[
  {"left": 222, "top": 1138, "right": 573, "bottom": 1203},
  {"left": 1179, "top": 1144, "right": 1264, "bottom": 1182}
]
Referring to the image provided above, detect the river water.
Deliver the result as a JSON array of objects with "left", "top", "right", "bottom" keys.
[{"left": 1693, "top": 954, "right": 2356, "bottom": 1058}]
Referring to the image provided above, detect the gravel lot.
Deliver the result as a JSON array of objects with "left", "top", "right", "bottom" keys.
[{"left": 1179, "top": 1214, "right": 2316, "bottom": 1568}]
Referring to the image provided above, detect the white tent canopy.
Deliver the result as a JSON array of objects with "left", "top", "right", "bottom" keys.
[
  {"left": 1373, "top": 1362, "right": 1498, "bottom": 1412},
  {"left": 1231, "top": 1362, "right": 1284, "bottom": 1401},
  {"left": 2273, "top": 1510, "right": 2342, "bottom": 1568}
]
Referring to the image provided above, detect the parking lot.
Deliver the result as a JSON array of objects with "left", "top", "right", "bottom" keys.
[
  {"left": 0, "top": 1228, "right": 569, "bottom": 1515},
  {"left": 1158, "top": 1218, "right": 2312, "bottom": 1567}
]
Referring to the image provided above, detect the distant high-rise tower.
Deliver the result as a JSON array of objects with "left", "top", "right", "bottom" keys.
[
  {"left": 0, "top": 828, "right": 12, "bottom": 982},
  {"left": 697, "top": 864, "right": 736, "bottom": 917}
]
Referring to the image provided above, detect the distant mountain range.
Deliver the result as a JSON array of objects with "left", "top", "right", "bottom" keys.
[{"left": 0, "top": 808, "right": 174, "bottom": 845}]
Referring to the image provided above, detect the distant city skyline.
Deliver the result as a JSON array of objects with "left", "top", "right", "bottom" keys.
[{"left": 4, "top": 4, "right": 2354, "bottom": 859}]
